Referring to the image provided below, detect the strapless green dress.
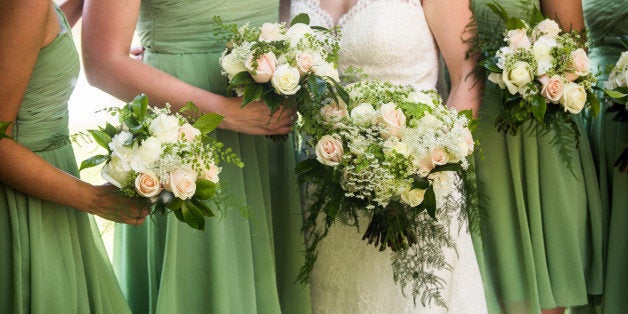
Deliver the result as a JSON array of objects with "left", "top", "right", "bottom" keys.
[
  {"left": 471, "top": 1, "right": 604, "bottom": 312},
  {"left": 583, "top": 1, "right": 628, "bottom": 312},
  {"left": 111, "top": 1, "right": 311, "bottom": 313},
  {"left": 0, "top": 6, "right": 130, "bottom": 314}
]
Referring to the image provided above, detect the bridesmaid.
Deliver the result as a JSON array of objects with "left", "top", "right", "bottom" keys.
[
  {"left": 0, "top": 0, "right": 147, "bottom": 313},
  {"left": 583, "top": 0, "right": 628, "bottom": 312},
  {"left": 471, "top": 0, "right": 604, "bottom": 313},
  {"left": 81, "top": 0, "right": 311, "bottom": 313}
]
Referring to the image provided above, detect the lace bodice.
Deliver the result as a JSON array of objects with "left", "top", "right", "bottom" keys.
[{"left": 291, "top": 0, "right": 439, "bottom": 89}]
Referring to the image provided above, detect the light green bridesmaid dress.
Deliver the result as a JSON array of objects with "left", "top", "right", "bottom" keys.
[
  {"left": 112, "top": 1, "right": 311, "bottom": 313},
  {"left": 471, "top": 1, "right": 604, "bottom": 313},
  {"left": 583, "top": 0, "right": 628, "bottom": 313},
  {"left": 0, "top": 6, "right": 131, "bottom": 314}
]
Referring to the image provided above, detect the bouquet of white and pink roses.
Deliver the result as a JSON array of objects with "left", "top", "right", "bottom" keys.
[
  {"left": 79, "top": 94, "right": 243, "bottom": 230},
  {"left": 296, "top": 80, "right": 477, "bottom": 306},
  {"left": 480, "top": 2, "right": 599, "bottom": 135},
  {"left": 604, "top": 49, "right": 628, "bottom": 171},
  {"left": 214, "top": 13, "right": 345, "bottom": 114}
]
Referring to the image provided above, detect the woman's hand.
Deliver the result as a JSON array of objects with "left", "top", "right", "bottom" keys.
[
  {"left": 217, "top": 96, "right": 296, "bottom": 135},
  {"left": 86, "top": 184, "right": 150, "bottom": 226}
]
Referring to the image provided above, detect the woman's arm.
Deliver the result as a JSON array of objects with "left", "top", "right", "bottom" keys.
[
  {"left": 0, "top": 0, "right": 146, "bottom": 225},
  {"left": 81, "top": 0, "right": 293, "bottom": 135},
  {"left": 541, "top": 0, "right": 584, "bottom": 32},
  {"left": 57, "top": 0, "right": 83, "bottom": 27},
  {"left": 423, "top": 0, "right": 482, "bottom": 116}
]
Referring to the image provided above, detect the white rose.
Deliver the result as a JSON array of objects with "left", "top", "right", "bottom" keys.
[
  {"left": 149, "top": 113, "right": 180, "bottom": 143},
  {"left": 419, "top": 113, "right": 441, "bottom": 129},
  {"left": 533, "top": 37, "right": 558, "bottom": 75},
  {"left": 271, "top": 64, "right": 301, "bottom": 95},
  {"left": 502, "top": 61, "right": 534, "bottom": 95},
  {"left": 320, "top": 99, "right": 348, "bottom": 123},
  {"left": 165, "top": 169, "right": 197, "bottom": 200},
  {"left": 312, "top": 61, "right": 340, "bottom": 82},
  {"left": 560, "top": 82, "right": 587, "bottom": 114},
  {"left": 533, "top": 19, "right": 561, "bottom": 39},
  {"left": 285, "top": 23, "right": 312, "bottom": 44},
  {"left": 400, "top": 188, "right": 426, "bottom": 207},
  {"left": 378, "top": 102, "right": 406, "bottom": 139},
  {"left": 350, "top": 102, "right": 377, "bottom": 126},
  {"left": 101, "top": 159, "right": 129, "bottom": 188},
  {"left": 200, "top": 163, "right": 222, "bottom": 184},
  {"left": 220, "top": 52, "right": 247, "bottom": 80},
  {"left": 429, "top": 172, "right": 454, "bottom": 198},
  {"left": 617, "top": 51, "right": 628, "bottom": 69},
  {"left": 108, "top": 131, "right": 133, "bottom": 152},
  {"left": 315, "top": 135, "right": 343, "bottom": 166},
  {"left": 406, "top": 91, "right": 434, "bottom": 105},
  {"left": 506, "top": 29, "right": 532, "bottom": 50},
  {"left": 488, "top": 72, "right": 506, "bottom": 89},
  {"left": 137, "top": 136, "right": 162, "bottom": 167},
  {"left": 135, "top": 170, "right": 163, "bottom": 197},
  {"left": 258, "top": 22, "right": 283, "bottom": 42},
  {"left": 392, "top": 141, "right": 411, "bottom": 158}
]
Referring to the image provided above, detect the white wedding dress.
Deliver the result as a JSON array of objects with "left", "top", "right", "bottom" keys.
[{"left": 291, "top": 1, "right": 488, "bottom": 313}]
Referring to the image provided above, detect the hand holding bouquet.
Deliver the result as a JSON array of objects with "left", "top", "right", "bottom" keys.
[
  {"left": 296, "top": 80, "right": 476, "bottom": 305},
  {"left": 480, "top": 2, "right": 599, "bottom": 135},
  {"left": 79, "top": 94, "right": 243, "bottom": 230},
  {"left": 214, "top": 14, "right": 345, "bottom": 115}
]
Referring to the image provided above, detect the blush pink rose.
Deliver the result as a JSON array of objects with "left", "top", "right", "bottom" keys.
[
  {"left": 135, "top": 171, "right": 163, "bottom": 198},
  {"left": 507, "top": 29, "right": 532, "bottom": 50},
  {"left": 315, "top": 135, "right": 343, "bottom": 166},
  {"left": 539, "top": 74, "right": 565, "bottom": 103},
  {"left": 431, "top": 147, "right": 448, "bottom": 166},
  {"left": 570, "top": 48, "right": 591, "bottom": 77},
  {"left": 379, "top": 102, "right": 406, "bottom": 138},
  {"left": 200, "top": 163, "right": 222, "bottom": 184},
  {"left": 178, "top": 123, "right": 201, "bottom": 141},
  {"left": 247, "top": 52, "right": 277, "bottom": 83},
  {"left": 296, "top": 52, "right": 315, "bottom": 74},
  {"left": 165, "top": 169, "right": 197, "bottom": 200},
  {"left": 320, "top": 100, "right": 348, "bottom": 123}
]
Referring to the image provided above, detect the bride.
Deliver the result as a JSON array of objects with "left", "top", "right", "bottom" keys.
[{"left": 283, "top": 0, "right": 488, "bottom": 313}]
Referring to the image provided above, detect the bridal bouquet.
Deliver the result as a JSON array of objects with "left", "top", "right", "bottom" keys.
[
  {"left": 78, "top": 94, "right": 243, "bottom": 230},
  {"left": 214, "top": 14, "right": 344, "bottom": 114},
  {"left": 296, "top": 80, "right": 477, "bottom": 306},
  {"left": 479, "top": 2, "right": 599, "bottom": 136},
  {"left": 604, "top": 49, "right": 628, "bottom": 171}
]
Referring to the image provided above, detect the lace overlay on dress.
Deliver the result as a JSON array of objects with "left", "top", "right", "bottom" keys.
[{"left": 291, "top": 1, "right": 487, "bottom": 313}]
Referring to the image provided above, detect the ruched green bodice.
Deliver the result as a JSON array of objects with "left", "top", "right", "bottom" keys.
[{"left": 137, "top": 0, "right": 277, "bottom": 54}]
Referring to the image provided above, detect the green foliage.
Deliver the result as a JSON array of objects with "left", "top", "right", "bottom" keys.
[{"left": 0, "top": 121, "right": 13, "bottom": 141}]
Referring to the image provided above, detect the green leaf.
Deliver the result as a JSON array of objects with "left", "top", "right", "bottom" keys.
[
  {"left": 79, "top": 154, "right": 109, "bottom": 171},
  {"left": 329, "top": 78, "right": 350, "bottom": 105},
  {"left": 181, "top": 201, "right": 206, "bottom": 230},
  {"left": 193, "top": 113, "right": 224, "bottom": 134},
  {"left": 194, "top": 179, "right": 218, "bottom": 200},
  {"left": 88, "top": 129, "right": 113, "bottom": 151},
  {"left": 431, "top": 163, "right": 463, "bottom": 173},
  {"left": 227, "top": 71, "right": 255, "bottom": 89},
  {"left": 263, "top": 92, "right": 284, "bottom": 113},
  {"left": 173, "top": 207, "right": 185, "bottom": 221},
  {"left": 290, "top": 13, "right": 310, "bottom": 26},
  {"left": 242, "top": 84, "right": 264, "bottom": 107},
  {"left": 486, "top": 2, "right": 509, "bottom": 23},
  {"left": 129, "top": 94, "right": 149, "bottom": 123},
  {"left": 103, "top": 122, "right": 119, "bottom": 137},
  {"left": 423, "top": 186, "right": 437, "bottom": 219},
  {"left": 191, "top": 198, "right": 215, "bottom": 217},
  {"left": 605, "top": 89, "right": 627, "bottom": 100},
  {"left": 123, "top": 116, "right": 143, "bottom": 133},
  {"left": 530, "top": 94, "right": 547, "bottom": 122},
  {"left": 506, "top": 17, "right": 527, "bottom": 31},
  {"left": 587, "top": 91, "right": 600, "bottom": 118},
  {"left": 0, "top": 121, "right": 12, "bottom": 140}
]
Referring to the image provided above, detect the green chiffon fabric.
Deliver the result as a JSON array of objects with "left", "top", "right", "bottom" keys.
[
  {"left": 0, "top": 6, "right": 131, "bottom": 314},
  {"left": 471, "top": 1, "right": 604, "bottom": 313},
  {"left": 583, "top": 1, "right": 628, "bottom": 313},
  {"left": 112, "top": 1, "right": 310, "bottom": 313}
]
